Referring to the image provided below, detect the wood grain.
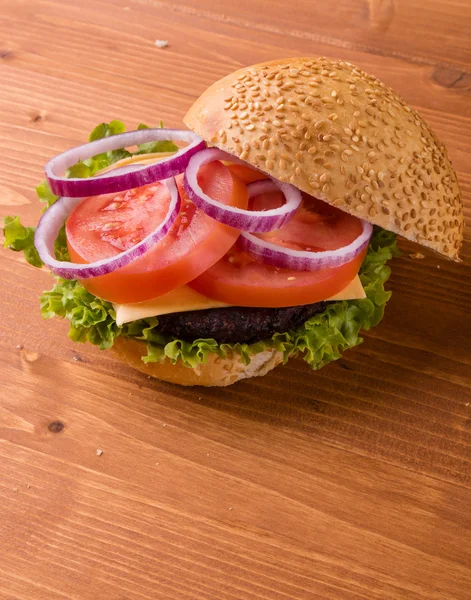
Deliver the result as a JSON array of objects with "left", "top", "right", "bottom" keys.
[
  {"left": 0, "top": 1, "right": 470, "bottom": 599},
  {"left": 160, "top": 0, "right": 471, "bottom": 69}
]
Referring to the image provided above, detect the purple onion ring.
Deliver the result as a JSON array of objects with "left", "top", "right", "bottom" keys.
[
  {"left": 236, "top": 181, "right": 374, "bottom": 271},
  {"left": 183, "top": 148, "right": 302, "bottom": 232},
  {"left": 46, "top": 129, "right": 205, "bottom": 198},
  {"left": 34, "top": 178, "right": 180, "bottom": 280}
]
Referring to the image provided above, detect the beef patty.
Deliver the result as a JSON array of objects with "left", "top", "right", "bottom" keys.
[{"left": 155, "top": 301, "right": 328, "bottom": 344}]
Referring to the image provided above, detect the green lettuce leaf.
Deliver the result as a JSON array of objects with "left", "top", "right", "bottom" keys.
[
  {"left": 35, "top": 228, "right": 399, "bottom": 370},
  {"left": 2, "top": 216, "right": 42, "bottom": 267},
  {"left": 67, "top": 120, "right": 130, "bottom": 178},
  {"left": 40, "top": 279, "right": 120, "bottom": 349},
  {"left": 36, "top": 179, "right": 59, "bottom": 209},
  {"left": 135, "top": 123, "right": 179, "bottom": 155},
  {"left": 89, "top": 120, "right": 127, "bottom": 142}
]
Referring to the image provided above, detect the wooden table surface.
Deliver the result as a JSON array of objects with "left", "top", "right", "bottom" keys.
[{"left": 1, "top": 1, "right": 470, "bottom": 598}]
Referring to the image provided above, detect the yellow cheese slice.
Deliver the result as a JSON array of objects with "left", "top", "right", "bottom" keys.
[
  {"left": 96, "top": 151, "right": 177, "bottom": 175},
  {"left": 114, "top": 275, "right": 366, "bottom": 326},
  {"left": 328, "top": 275, "right": 365, "bottom": 301},
  {"left": 114, "top": 286, "right": 230, "bottom": 326}
]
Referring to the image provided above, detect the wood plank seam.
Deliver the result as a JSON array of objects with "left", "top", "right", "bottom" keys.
[{"left": 140, "top": 0, "right": 471, "bottom": 72}]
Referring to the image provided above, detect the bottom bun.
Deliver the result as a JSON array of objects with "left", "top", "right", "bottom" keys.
[{"left": 112, "top": 337, "right": 284, "bottom": 387}]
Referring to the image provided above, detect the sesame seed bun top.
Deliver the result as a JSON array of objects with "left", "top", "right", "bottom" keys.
[{"left": 184, "top": 57, "right": 463, "bottom": 260}]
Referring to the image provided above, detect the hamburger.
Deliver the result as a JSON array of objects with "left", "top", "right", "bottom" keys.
[{"left": 3, "top": 58, "right": 463, "bottom": 386}]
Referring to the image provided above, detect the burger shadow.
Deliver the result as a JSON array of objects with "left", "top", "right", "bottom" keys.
[
  {"left": 134, "top": 313, "right": 470, "bottom": 439},
  {"left": 138, "top": 354, "right": 361, "bottom": 436},
  {"left": 123, "top": 265, "right": 470, "bottom": 437}
]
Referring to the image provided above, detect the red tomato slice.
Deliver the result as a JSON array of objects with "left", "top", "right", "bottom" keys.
[
  {"left": 226, "top": 163, "right": 269, "bottom": 185},
  {"left": 251, "top": 190, "right": 363, "bottom": 251},
  {"left": 189, "top": 190, "right": 366, "bottom": 307},
  {"left": 66, "top": 161, "right": 248, "bottom": 303}
]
